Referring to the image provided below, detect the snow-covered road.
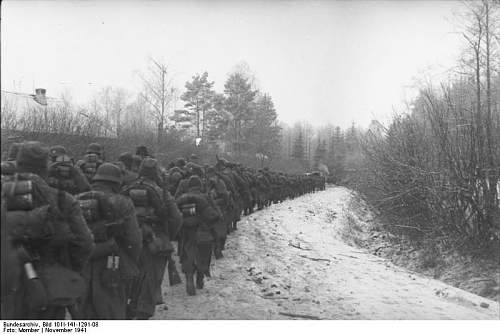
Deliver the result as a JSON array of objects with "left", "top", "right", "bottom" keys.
[{"left": 153, "top": 186, "right": 500, "bottom": 320}]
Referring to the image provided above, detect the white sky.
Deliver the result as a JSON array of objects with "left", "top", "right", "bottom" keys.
[{"left": 1, "top": 0, "right": 465, "bottom": 128}]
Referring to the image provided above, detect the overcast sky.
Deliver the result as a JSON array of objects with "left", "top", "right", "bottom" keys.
[{"left": 1, "top": 0, "right": 465, "bottom": 128}]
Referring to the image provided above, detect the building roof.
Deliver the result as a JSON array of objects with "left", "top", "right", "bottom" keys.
[{"left": 1, "top": 90, "right": 63, "bottom": 112}]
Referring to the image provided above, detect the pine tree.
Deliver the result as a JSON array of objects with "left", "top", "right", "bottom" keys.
[
  {"left": 224, "top": 72, "right": 257, "bottom": 157},
  {"left": 180, "top": 72, "right": 215, "bottom": 143},
  {"left": 314, "top": 139, "right": 327, "bottom": 167},
  {"left": 292, "top": 128, "right": 305, "bottom": 161},
  {"left": 247, "top": 93, "right": 281, "bottom": 160}
]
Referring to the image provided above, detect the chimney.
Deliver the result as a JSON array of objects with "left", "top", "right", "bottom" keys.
[{"left": 34, "top": 88, "right": 47, "bottom": 106}]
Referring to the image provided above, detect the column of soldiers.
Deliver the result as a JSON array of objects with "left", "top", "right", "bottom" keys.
[{"left": 1, "top": 141, "right": 326, "bottom": 320}]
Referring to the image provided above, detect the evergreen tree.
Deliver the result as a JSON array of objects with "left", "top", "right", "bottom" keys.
[
  {"left": 204, "top": 93, "right": 229, "bottom": 142},
  {"left": 223, "top": 72, "right": 258, "bottom": 156},
  {"left": 180, "top": 72, "right": 215, "bottom": 142},
  {"left": 314, "top": 138, "right": 327, "bottom": 167},
  {"left": 292, "top": 128, "right": 305, "bottom": 161},
  {"left": 247, "top": 93, "right": 281, "bottom": 160}
]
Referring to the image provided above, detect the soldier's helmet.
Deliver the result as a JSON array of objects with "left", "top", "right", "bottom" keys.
[
  {"left": 175, "top": 158, "right": 186, "bottom": 168},
  {"left": 188, "top": 175, "right": 203, "bottom": 190},
  {"left": 86, "top": 142, "right": 103, "bottom": 156},
  {"left": 136, "top": 145, "right": 150, "bottom": 158},
  {"left": 119, "top": 152, "right": 134, "bottom": 169},
  {"left": 49, "top": 145, "right": 69, "bottom": 161},
  {"left": 16, "top": 141, "right": 49, "bottom": 173},
  {"left": 186, "top": 162, "right": 204, "bottom": 178},
  {"left": 139, "top": 157, "right": 159, "bottom": 179},
  {"left": 93, "top": 163, "right": 122, "bottom": 185}
]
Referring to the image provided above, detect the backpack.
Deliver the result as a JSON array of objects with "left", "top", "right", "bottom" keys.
[
  {"left": 123, "top": 179, "right": 173, "bottom": 254},
  {"left": 2, "top": 173, "right": 51, "bottom": 240},
  {"left": 48, "top": 159, "right": 78, "bottom": 194},
  {"left": 177, "top": 193, "right": 219, "bottom": 244},
  {"left": 76, "top": 191, "right": 140, "bottom": 285},
  {"left": 207, "top": 178, "right": 226, "bottom": 210},
  {"left": 123, "top": 179, "right": 163, "bottom": 221},
  {"left": 177, "top": 193, "right": 209, "bottom": 228},
  {"left": 76, "top": 191, "right": 117, "bottom": 242},
  {"left": 3, "top": 173, "right": 86, "bottom": 307},
  {"left": 1, "top": 161, "right": 17, "bottom": 176},
  {"left": 80, "top": 153, "right": 102, "bottom": 181}
]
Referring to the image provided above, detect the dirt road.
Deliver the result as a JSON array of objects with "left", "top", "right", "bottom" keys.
[{"left": 153, "top": 186, "right": 500, "bottom": 320}]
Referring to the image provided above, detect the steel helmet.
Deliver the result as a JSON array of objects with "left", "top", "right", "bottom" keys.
[{"left": 93, "top": 163, "right": 122, "bottom": 184}]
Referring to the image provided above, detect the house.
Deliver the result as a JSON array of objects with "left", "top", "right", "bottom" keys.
[{"left": 1, "top": 88, "right": 62, "bottom": 112}]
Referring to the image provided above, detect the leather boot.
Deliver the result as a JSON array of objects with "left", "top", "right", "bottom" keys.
[
  {"left": 167, "top": 256, "right": 182, "bottom": 286},
  {"left": 214, "top": 241, "right": 223, "bottom": 259},
  {"left": 196, "top": 271, "right": 204, "bottom": 289},
  {"left": 185, "top": 273, "right": 195, "bottom": 296}
]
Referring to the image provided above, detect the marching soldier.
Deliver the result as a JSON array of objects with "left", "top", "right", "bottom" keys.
[
  {"left": 77, "top": 143, "right": 104, "bottom": 182},
  {"left": 118, "top": 152, "right": 139, "bottom": 186},
  {"left": 206, "top": 166, "right": 231, "bottom": 259},
  {"left": 174, "top": 162, "right": 205, "bottom": 198},
  {"left": 77, "top": 163, "right": 142, "bottom": 320},
  {"left": 1, "top": 185, "right": 21, "bottom": 319},
  {"left": 2, "top": 141, "right": 94, "bottom": 319},
  {"left": 123, "top": 158, "right": 182, "bottom": 319},
  {"left": 47, "top": 145, "right": 90, "bottom": 194},
  {"left": 165, "top": 167, "right": 184, "bottom": 196},
  {"left": 176, "top": 176, "right": 220, "bottom": 295},
  {"left": 135, "top": 145, "right": 152, "bottom": 160}
]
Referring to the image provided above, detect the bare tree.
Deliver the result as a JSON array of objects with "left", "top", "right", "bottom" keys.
[{"left": 138, "top": 57, "right": 177, "bottom": 146}]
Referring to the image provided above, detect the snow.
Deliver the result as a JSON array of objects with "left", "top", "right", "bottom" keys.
[{"left": 153, "top": 186, "right": 500, "bottom": 320}]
